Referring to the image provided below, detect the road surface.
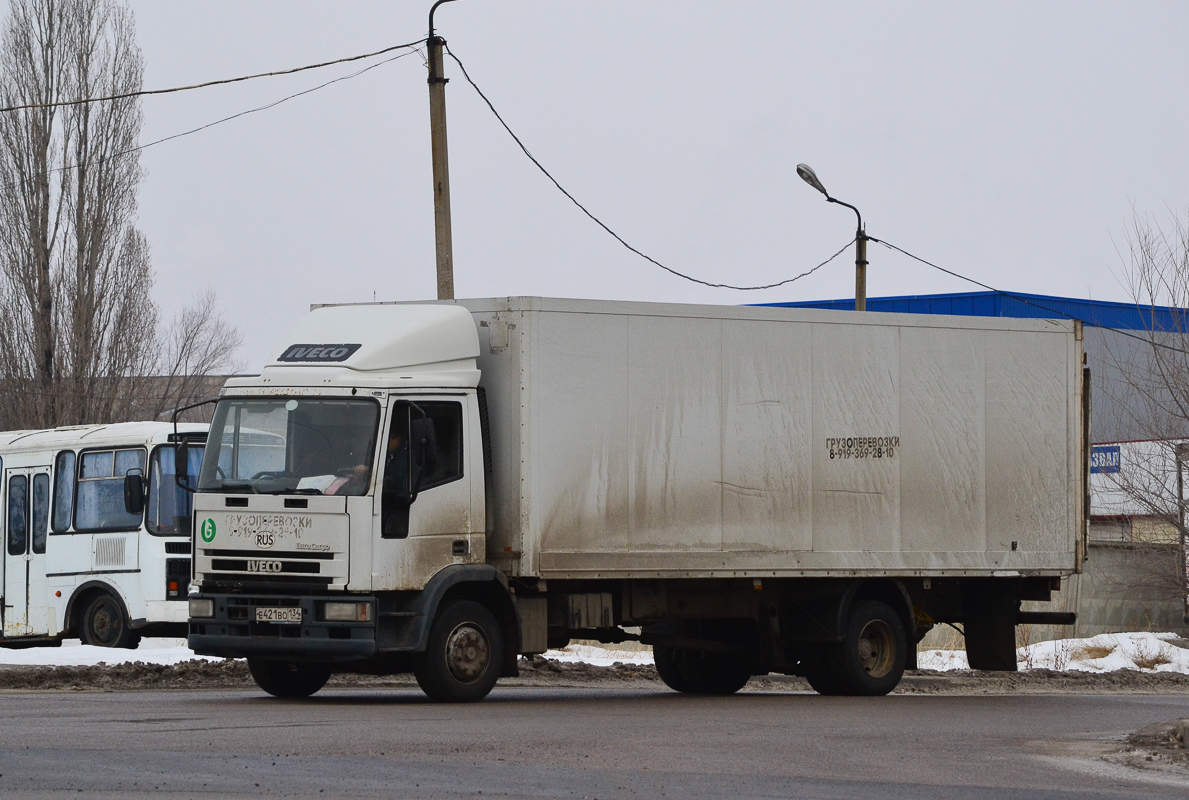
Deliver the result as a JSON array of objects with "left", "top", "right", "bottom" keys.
[{"left": 1, "top": 685, "right": 1187, "bottom": 798}]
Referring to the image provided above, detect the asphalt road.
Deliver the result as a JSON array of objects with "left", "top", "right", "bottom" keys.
[{"left": 1, "top": 686, "right": 1188, "bottom": 799}]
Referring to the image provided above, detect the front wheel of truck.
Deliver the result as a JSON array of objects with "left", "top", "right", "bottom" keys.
[
  {"left": 415, "top": 600, "right": 504, "bottom": 703},
  {"left": 248, "top": 659, "right": 332, "bottom": 698}
]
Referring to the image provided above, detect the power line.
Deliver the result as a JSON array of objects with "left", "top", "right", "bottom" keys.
[
  {"left": 1, "top": 47, "right": 421, "bottom": 194},
  {"left": 870, "top": 237, "right": 1189, "bottom": 355},
  {"left": 445, "top": 45, "right": 851, "bottom": 292},
  {"left": 0, "top": 39, "right": 427, "bottom": 113}
]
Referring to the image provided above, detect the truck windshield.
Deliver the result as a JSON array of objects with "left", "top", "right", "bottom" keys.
[{"left": 199, "top": 398, "right": 380, "bottom": 495}]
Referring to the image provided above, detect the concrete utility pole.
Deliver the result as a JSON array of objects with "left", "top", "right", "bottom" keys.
[
  {"left": 428, "top": 0, "right": 459, "bottom": 300},
  {"left": 796, "top": 163, "right": 869, "bottom": 311}
]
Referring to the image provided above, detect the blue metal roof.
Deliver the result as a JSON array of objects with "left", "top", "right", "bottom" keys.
[{"left": 763, "top": 291, "right": 1186, "bottom": 332}]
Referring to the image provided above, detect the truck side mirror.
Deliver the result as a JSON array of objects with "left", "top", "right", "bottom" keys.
[
  {"left": 124, "top": 469, "right": 145, "bottom": 515},
  {"left": 174, "top": 441, "right": 195, "bottom": 494}
]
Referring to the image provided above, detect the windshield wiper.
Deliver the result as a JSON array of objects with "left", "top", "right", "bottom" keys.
[{"left": 290, "top": 488, "right": 323, "bottom": 495}]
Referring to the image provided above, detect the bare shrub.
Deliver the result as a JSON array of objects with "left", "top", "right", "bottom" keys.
[
  {"left": 1051, "top": 638, "right": 1072, "bottom": 671},
  {"left": 1073, "top": 643, "right": 1117, "bottom": 661},
  {"left": 1132, "top": 639, "right": 1174, "bottom": 671}
]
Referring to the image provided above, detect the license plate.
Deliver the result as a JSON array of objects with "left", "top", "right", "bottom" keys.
[{"left": 255, "top": 607, "right": 302, "bottom": 624}]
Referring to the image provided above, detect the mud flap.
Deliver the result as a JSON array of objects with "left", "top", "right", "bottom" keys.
[{"left": 962, "top": 580, "right": 1018, "bottom": 671}]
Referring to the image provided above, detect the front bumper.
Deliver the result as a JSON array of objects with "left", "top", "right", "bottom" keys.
[{"left": 188, "top": 593, "right": 377, "bottom": 662}]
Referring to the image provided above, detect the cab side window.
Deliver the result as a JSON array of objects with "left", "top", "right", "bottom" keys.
[{"left": 415, "top": 401, "right": 464, "bottom": 490}]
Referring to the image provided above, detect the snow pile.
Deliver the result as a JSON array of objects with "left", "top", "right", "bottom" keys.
[
  {"left": 0, "top": 638, "right": 219, "bottom": 667},
  {"left": 918, "top": 631, "right": 1189, "bottom": 673},
  {"left": 544, "top": 643, "right": 654, "bottom": 667}
]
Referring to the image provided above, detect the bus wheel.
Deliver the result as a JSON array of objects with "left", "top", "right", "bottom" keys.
[
  {"left": 832, "top": 601, "right": 906, "bottom": 696},
  {"left": 415, "top": 600, "right": 503, "bottom": 703},
  {"left": 79, "top": 592, "right": 140, "bottom": 649},
  {"left": 247, "top": 659, "right": 331, "bottom": 698}
]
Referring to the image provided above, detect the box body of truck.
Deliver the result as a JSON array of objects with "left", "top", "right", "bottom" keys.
[
  {"left": 188, "top": 297, "right": 1087, "bottom": 700},
  {"left": 465, "top": 297, "right": 1085, "bottom": 581}
]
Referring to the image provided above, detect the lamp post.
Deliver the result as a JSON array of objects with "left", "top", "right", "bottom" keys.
[
  {"left": 428, "top": 0, "right": 461, "bottom": 300},
  {"left": 796, "top": 164, "right": 868, "bottom": 311}
]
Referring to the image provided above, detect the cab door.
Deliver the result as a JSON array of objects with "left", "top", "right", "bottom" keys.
[
  {"left": 3, "top": 467, "right": 51, "bottom": 638},
  {"left": 372, "top": 396, "right": 478, "bottom": 589}
]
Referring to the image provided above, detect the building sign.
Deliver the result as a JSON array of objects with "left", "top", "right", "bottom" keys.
[{"left": 1090, "top": 445, "right": 1121, "bottom": 474}]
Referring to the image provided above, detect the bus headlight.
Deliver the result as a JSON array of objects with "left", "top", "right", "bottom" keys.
[
  {"left": 189, "top": 598, "right": 215, "bottom": 619},
  {"left": 323, "top": 601, "right": 372, "bottom": 622}
]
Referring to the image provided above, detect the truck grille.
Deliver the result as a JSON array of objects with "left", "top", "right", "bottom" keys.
[{"left": 197, "top": 547, "right": 344, "bottom": 587}]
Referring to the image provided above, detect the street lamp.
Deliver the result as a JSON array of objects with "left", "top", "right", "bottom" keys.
[{"left": 797, "top": 164, "right": 868, "bottom": 311}]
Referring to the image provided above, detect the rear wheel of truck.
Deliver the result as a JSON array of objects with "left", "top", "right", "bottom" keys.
[
  {"left": 415, "top": 600, "right": 503, "bottom": 703},
  {"left": 678, "top": 650, "right": 751, "bottom": 694},
  {"left": 78, "top": 592, "right": 140, "bottom": 649},
  {"left": 653, "top": 645, "right": 750, "bottom": 695},
  {"left": 247, "top": 659, "right": 332, "bottom": 698},
  {"left": 653, "top": 644, "right": 693, "bottom": 693},
  {"left": 830, "top": 600, "right": 907, "bottom": 696},
  {"left": 802, "top": 648, "right": 844, "bottom": 696}
]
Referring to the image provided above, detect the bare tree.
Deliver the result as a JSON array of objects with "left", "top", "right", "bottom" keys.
[
  {"left": 0, "top": 0, "right": 239, "bottom": 429},
  {"left": 1094, "top": 210, "right": 1189, "bottom": 609},
  {"left": 141, "top": 288, "right": 243, "bottom": 421}
]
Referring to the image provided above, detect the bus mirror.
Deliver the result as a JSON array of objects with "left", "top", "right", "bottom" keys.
[{"left": 124, "top": 469, "right": 145, "bottom": 515}]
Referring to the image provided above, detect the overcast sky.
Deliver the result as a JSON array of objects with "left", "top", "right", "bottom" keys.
[{"left": 116, "top": 1, "right": 1189, "bottom": 369}]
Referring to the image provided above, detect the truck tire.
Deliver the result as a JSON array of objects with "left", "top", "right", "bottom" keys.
[
  {"left": 79, "top": 592, "right": 140, "bottom": 649},
  {"left": 654, "top": 645, "right": 750, "bottom": 695},
  {"left": 247, "top": 658, "right": 331, "bottom": 698},
  {"left": 802, "top": 648, "right": 843, "bottom": 696},
  {"left": 652, "top": 644, "right": 694, "bottom": 693},
  {"left": 415, "top": 600, "right": 503, "bottom": 703},
  {"left": 831, "top": 600, "right": 907, "bottom": 696},
  {"left": 679, "top": 651, "right": 751, "bottom": 695}
]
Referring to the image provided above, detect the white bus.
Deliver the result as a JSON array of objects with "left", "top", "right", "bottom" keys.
[{"left": 0, "top": 421, "right": 207, "bottom": 649}]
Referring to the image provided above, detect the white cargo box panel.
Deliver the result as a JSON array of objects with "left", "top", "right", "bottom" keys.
[{"left": 458, "top": 298, "right": 1085, "bottom": 580}]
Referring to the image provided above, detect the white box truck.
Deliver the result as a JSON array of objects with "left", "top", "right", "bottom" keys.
[{"left": 184, "top": 297, "right": 1088, "bottom": 701}]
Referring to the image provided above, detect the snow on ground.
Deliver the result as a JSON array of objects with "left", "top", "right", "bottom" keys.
[
  {"left": 0, "top": 638, "right": 219, "bottom": 667},
  {"left": 2, "top": 632, "right": 1186, "bottom": 674},
  {"left": 918, "top": 631, "right": 1189, "bottom": 674}
]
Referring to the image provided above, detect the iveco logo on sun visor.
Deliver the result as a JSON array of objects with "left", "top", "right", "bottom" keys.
[{"left": 277, "top": 343, "right": 362, "bottom": 363}]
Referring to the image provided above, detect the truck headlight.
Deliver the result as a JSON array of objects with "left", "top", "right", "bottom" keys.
[
  {"left": 323, "top": 601, "right": 372, "bottom": 622},
  {"left": 189, "top": 598, "right": 215, "bottom": 619}
]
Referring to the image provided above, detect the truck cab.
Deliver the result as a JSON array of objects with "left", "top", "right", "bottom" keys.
[{"left": 188, "top": 304, "right": 516, "bottom": 700}]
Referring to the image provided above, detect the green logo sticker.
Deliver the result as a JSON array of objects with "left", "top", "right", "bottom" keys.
[{"left": 200, "top": 518, "right": 217, "bottom": 543}]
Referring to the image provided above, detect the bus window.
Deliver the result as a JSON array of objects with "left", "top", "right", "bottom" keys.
[
  {"left": 147, "top": 444, "right": 204, "bottom": 536},
  {"left": 52, "top": 450, "right": 75, "bottom": 533},
  {"left": 7, "top": 474, "right": 27, "bottom": 556},
  {"left": 31, "top": 473, "right": 48, "bottom": 554},
  {"left": 75, "top": 448, "right": 145, "bottom": 532}
]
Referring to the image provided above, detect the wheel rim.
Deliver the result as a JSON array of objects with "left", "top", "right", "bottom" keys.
[
  {"left": 89, "top": 600, "right": 121, "bottom": 646},
  {"left": 856, "top": 619, "right": 895, "bottom": 678},
  {"left": 444, "top": 622, "right": 490, "bottom": 684}
]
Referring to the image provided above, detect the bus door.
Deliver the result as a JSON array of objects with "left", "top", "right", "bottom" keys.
[{"left": 3, "top": 467, "right": 51, "bottom": 638}]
